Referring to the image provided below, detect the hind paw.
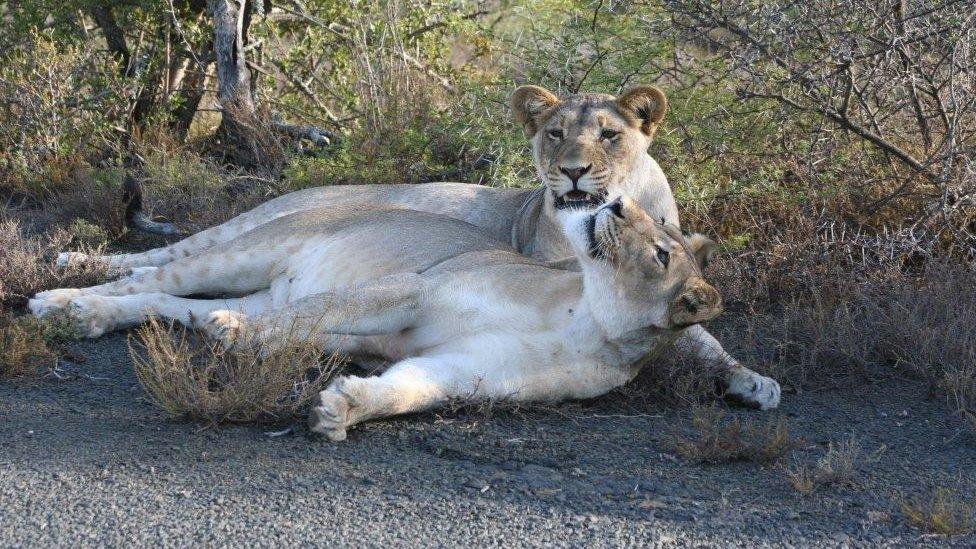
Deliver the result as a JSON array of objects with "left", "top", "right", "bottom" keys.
[{"left": 63, "top": 295, "right": 118, "bottom": 338}]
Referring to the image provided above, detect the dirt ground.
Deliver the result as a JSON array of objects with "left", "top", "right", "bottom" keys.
[{"left": 1, "top": 331, "right": 974, "bottom": 547}]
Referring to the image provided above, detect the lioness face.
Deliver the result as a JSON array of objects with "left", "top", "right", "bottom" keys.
[
  {"left": 512, "top": 85, "right": 667, "bottom": 210},
  {"left": 563, "top": 196, "right": 723, "bottom": 330}
]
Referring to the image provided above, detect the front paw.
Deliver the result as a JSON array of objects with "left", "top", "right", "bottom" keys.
[
  {"left": 200, "top": 310, "right": 246, "bottom": 349},
  {"left": 308, "top": 378, "right": 357, "bottom": 442},
  {"left": 721, "top": 367, "right": 781, "bottom": 411}
]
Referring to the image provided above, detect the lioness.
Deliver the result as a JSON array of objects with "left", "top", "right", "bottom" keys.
[
  {"left": 44, "top": 84, "right": 780, "bottom": 410},
  {"left": 33, "top": 196, "right": 735, "bottom": 440}
]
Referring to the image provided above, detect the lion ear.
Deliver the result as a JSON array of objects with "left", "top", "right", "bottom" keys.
[
  {"left": 686, "top": 233, "right": 718, "bottom": 270},
  {"left": 511, "top": 85, "right": 561, "bottom": 137},
  {"left": 616, "top": 85, "right": 667, "bottom": 137}
]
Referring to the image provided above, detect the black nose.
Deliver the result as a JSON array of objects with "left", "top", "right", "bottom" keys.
[{"left": 559, "top": 164, "right": 592, "bottom": 184}]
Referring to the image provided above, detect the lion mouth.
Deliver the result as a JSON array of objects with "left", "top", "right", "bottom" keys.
[{"left": 554, "top": 189, "right": 606, "bottom": 210}]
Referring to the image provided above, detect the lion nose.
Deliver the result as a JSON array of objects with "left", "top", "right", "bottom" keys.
[{"left": 559, "top": 164, "right": 592, "bottom": 185}]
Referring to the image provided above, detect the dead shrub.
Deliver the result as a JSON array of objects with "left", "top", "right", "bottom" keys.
[
  {"left": 784, "top": 461, "right": 816, "bottom": 495},
  {"left": 623, "top": 340, "right": 717, "bottom": 408},
  {"left": 669, "top": 404, "right": 794, "bottom": 464},
  {"left": 0, "top": 216, "right": 108, "bottom": 311},
  {"left": 129, "top": 318, "right": 341, "bottom": 424},
  {"left": 784, "top": 436, "right": 863, "bottom": 495},
  {"left": 901, "top": 488, "right": 976, "bottom": 536},
  {"left": 0, "top": 313, "right": 58, "bottom": 379}
]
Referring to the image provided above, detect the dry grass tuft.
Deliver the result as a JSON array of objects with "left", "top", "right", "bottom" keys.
[
  {"left": 129, "top": 318, "right": 342, "bottom": 424},
  {"left": 815, "top": 437, "right": 863, "bottom": 485},
  {"left": 784, "top": 436, "right": 863, "bottom": 495},
  {"left": 0, "top": 313, "right": 59, "bottom": 379},
  {"left": 901, "top": 488, "right": 976, "bottom": 535},
  {"left": 0, "top": 216, "right": 109, "bottom": 311},
  {"left": 784, "top": 461, "right": 817, "bottom": 495},
  {"left": 670, "top": 404, "right": 794, "bottom": 464}
]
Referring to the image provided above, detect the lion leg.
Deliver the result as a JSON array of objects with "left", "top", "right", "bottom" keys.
[
  {"left": 31, "top": 248, "right": 284, "bottom": 316},
  {"left": 307, "top": 345, "right": 638, "bottom": 441},
  {"left": 308, "top": 356, "right": 463, "bottom": 441},
  {"left": 58, "top": 291, "right": 274, "bottom": 338},
  {"left": 675, "top": 324, "right": 781, "bottom": 410},
  {"left": 57, "top": 202, "right": 300, "bottom": 270},
  {"left": 214, "top": 273, "right": 425, "bottom": 353}
]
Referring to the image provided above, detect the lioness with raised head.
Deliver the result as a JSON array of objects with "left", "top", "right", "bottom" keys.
[
  {"left": 40, "top": 84, "right": 780, "bottom": 410},
  {"left": 33, "top": 196, "right": 727, "bottom": 440}
]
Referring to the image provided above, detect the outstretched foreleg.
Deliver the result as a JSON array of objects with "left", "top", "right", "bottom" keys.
[
  {"left": 308, "top": 347, "right": 639, "bottom": 441},
  {"left": 675, "top": 324, "right": 781, "bottom": 410}
]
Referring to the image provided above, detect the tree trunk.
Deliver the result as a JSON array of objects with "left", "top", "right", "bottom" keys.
[
  {"left": 89, "top": 6, "right": 132, "bottom": 76},
  {"left": 212, "top": 0, "right": 256, "bottom": 132}
]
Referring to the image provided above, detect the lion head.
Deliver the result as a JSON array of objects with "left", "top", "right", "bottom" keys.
[
  {"left": 560, "top": 195, "right": 722, "bottom": 333},
  {"left": 511, "top": 84, "right": 667, "bottom": 210}
]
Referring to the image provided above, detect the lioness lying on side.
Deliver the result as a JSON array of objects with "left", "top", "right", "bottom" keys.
[
  {"left": 33, "top": 196, "right": 738, "bottom": 439},
  {"left": 40, "top": 83, "right": 780, "bottom": 410}
]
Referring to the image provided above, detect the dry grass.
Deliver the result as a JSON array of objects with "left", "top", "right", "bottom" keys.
[
  {"left": 784, "top": 461, "right": 817, "bottom": 495},
  {"left": 784, "top": 436, "right": 863, "bottom": 495},
  {"left": 129, "top": 318, "right": 342, "bottom": 424},
  {"left": 0, "top": 313, "right": 58, "bottom": 379},
  {"left": 669, "top": 404, "right": 795, "bottom": 464},
  {"left": 0, "top": 216, "right": 109, "bottom": 312},
  {"left": 707, "top": 259, "right": 976, "bottom": 433},
  {"left": 901, "top": 488, "right": 976, "bottom": 535}
]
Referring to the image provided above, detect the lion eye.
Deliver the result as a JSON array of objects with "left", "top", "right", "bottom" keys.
[
  {"left": 656, "top": 246, "right": 670, "bottom": 268},
  {"left": 547, "top": 129, "right": 564, "bottom": 140},
  {"left": 600, "top": 129, "right": 619, "bottom": 141}
]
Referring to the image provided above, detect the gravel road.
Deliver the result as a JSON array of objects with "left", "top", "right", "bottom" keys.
[{"left": 1, "top": 332, "right": 974, "bottom": 547}]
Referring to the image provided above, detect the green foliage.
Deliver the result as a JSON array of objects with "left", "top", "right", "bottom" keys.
[{"left": 0, "top": 32, "right": 127, "bottom": 194}]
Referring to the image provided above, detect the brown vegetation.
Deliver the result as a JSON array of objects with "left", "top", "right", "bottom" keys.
[
  {"left": 0, "top": 217, "right": 108, "bottom": 312},
  {"left": 669, "top": 404, "right": 794, "bottom": 464},
  {"left": 129, "top": 318, "right": 342, "bottom": 424},
  {"left": 784, "top": 436, "right": 863, "bottom": 495},
  {"left": 901, "top": 488, "right": 976, "bottom": 535},
  {"left": 0, "top": 313, "right": 58, "bottom": 379}
]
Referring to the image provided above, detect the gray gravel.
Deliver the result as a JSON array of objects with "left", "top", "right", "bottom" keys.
[{"left": 1, "top": 332, "right": 974, "bottom": 547}]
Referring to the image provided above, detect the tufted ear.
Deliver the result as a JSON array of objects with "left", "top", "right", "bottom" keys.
[
  {"left": 686, "top": 233, "right": 718, "bottom": 270},
  {"left": 511, "top": 85, "right": 561, "bottom": 137},
  {"left": 616, "top": 85, "right": 668, "bottom": 137}
]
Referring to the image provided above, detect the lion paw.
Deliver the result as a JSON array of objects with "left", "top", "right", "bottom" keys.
[
  {"left": 308, "top": 379, "right": 358, "bottom": 442},
  {"left": 64, "top": 295, "right": 117, "bottom": 338},
  {"left": 201, "top": 310, "right": 246, "bottom": 348},
  {"left": 722, "top": 367, "right": 781, "bottom": 411}
]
